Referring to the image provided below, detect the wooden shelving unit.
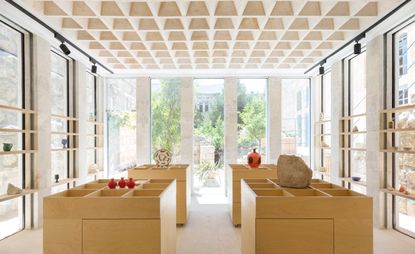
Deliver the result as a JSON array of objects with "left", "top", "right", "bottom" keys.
[
  {"left": 314, "top": 119, "right": 332, "bottom": 181},
  {"left": 0, "top": 150, "right": 37, "bottom": 155},
  {"left": 0, "top": 104, "right": 37, "bottom": 208},
  {"left": 51, "top": 178, "right": 78, "bottom": 188},
  {"left": 50, "top": 114, "right": 78, "bottom": 189},
  {"left": 381, "top": 189, "right": 415, "bottom": 201},
  {"left": 380, "top": 104, "right": 415, "bottom": 203},
  {"left": 340, "top": 177, "right": 367, "bottom": 187},
  {"left": 86, "top": 120, "right": 104, "bottom": 175},
  {"left": 340, "top": 114, "right": 367, "bottom": 191},
  {"left": 0, "top": 189, "right": 38, "bottom": 203}
]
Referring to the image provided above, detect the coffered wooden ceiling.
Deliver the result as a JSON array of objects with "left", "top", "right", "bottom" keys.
[{"left": 24, "top": 0, "right": 400, "bottom": 72}]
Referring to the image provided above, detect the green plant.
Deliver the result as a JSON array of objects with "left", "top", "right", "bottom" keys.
[{"left": 195, "top": 161, "right": 219, "bottom": 183}]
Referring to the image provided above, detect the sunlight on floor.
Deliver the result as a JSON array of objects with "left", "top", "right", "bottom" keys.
[{"left": 195, "top": 187, "right": 228, "bottom": 205}]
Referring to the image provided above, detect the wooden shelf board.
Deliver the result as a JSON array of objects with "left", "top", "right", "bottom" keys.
[
  {"left": 87, "top": 147, "right": 104, "bottom": 150},
  {"left": 0, "top": 150, "right": 36, "bottom": 155},
  {"left": 51, "top": 132, "right": 79, "bottom": 136},
  {"left": 87, "top": 121, "right": 104, "bottom": 125},
  {"left": 51, "top": 178, "right": 78, "bottom": 188},
  {"left": 340, "top": 113, "right": 366, "bottom": 120},
  {"left": 0, "top": 189, "right": 38, "bottom": 203},
  {"left": 382, "top": 149, "right": 415, "bottom": 154},
  {"left": 340, "top": 131, "right": 367, "bottom": 135},
  {"left": 341, "top": 148, "right": 366, "bottom": 151},
  {"left": 382, "top": 104, "right": 415, "bottom": 113},
  {"left": 380, "top": 128, "right": 415, "bottom": 133},
  {"left": 0, "top": 104, "right": 35, "bottom": 114},
  {"left": 88, "top": 171, "right": 104, "bottom": 177},
  {"left": 340, "top": 177, "right": 367, "bottom": 187},
  {"left": 51, "top": 114, "right": 78, "bottom": 121},
  {"left": 87, "top": 134, "right": 104, "bottom": 137},
  {"left": 316, "top": 146, "right": 331, "bottom": 149},
  {"left": 381, "top": 189, "right": 415, "bottom": 201},
  {"left": 315, "top": 119, "right": 331, "bottom": 124},
  {"left": 51, "top": 148, "right": 77, "bottom": 152},
  {"left": 0, "top": 128, "right": 36, "bottom": 133}
]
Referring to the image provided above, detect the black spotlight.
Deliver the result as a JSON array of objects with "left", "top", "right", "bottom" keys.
[
  {"left": 59, "top": 42, "right": 71, "bottom": 55},
  {"left": 354, "top": 41, "right": 362, "bottom": 54},
  {"left": 91, "top": 64, "right": 97, "bottom": 74},
  {"left": 319, "top": 65, "right": 325, "bottom": 75}
]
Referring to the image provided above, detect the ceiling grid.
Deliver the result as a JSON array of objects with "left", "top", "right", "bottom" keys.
[{"left": 25, "top": 0, "right": 401, "bottom": 72}]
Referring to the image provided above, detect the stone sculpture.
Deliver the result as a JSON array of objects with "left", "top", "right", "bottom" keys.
[
  {"left": 153, "top": 148, "right": 172, "bottom": 168},
  {"left": 7, "top": 183, "right": 22, "bottom": 195},
  {"left": 277, "top": 155, "right": 313, "bottom": 188}
]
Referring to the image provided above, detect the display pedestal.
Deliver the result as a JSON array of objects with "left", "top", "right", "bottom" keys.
[
  {"left": 44, "top": 179, "right": 176, "bottom": 254},
  {"left": 241, "top": 179, "right": 373, "bottom": 254},
  {"left": 227, "top": 164, "right": 278, "bottom": 225},
  {"left": 129, "top": 164, "right": 190, "bottom": 224}
]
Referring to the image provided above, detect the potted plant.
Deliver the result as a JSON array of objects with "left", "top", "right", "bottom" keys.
[{"left": 195, "top": 161, "right": 220, "bottom": 187}]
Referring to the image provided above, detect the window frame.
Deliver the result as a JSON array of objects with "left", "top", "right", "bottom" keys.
[
  {"left": 390, "top": 19, "right": 415, "bottom": 238},
  {"left": 49, "top": 49, "right": 76, "bottom": 190},
  {"left": 0, "top": 16, "right": 32, "bottom": 239},
  {"left": 281, "top": 78, "right": 312, "bottom": 166},
  {"left": 342, "top": 50, "right": 368, "bottom": 193}
]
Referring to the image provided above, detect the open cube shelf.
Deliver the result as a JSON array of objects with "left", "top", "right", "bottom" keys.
[
  {"left": 128, "top": 164, "right": 191, "bottom": 224},
  {"left": 241, "top": 179, "right": 372, "bottom": 254},
  {"left": 227, "top": 164, "right": 278, "bottom": 226},
  {"left": 44, "top": 179, "right": 176, "bottom": 254}
]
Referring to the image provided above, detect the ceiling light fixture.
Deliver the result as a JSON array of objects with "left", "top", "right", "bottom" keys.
[
  {"left": 55, "top": 33, "right": 71, "bottom": 55},
  {"left": 90, "top": 57, "right": 97, "bottom": 74},
  {"left": 304, "top": 0, "right": 411, "bottom": 75},
  {"left": 354, "top": 33, "right": 365, "bottom": 55},
  {"left": 319, "top": 60, "right": 326, "bottom": 75}
]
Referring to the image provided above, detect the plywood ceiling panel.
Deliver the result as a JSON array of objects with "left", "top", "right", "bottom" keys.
[{"left": 27, "top": 0, "right": 401, "bottom": 71}]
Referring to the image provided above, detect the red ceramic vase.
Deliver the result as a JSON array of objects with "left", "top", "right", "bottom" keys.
[
  {"left": 127, "top": 178, "right": 135, "bottom": 189},
  {"left": 108, "top": 178, "right": 117, "bottom": 189},
  {"left": 118, "top": 177, "right": 126, "bottom": 188},
  {"left": 247, "top": 148, "right": 261, "bottom": 168}
]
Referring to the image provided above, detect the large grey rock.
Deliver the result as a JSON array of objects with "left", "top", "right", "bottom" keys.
[{"left": 277, "top": 155, "right": 312, "bottom": 188}]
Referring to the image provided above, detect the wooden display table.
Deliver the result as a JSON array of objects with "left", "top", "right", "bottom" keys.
[
  {"left": 227, "top": 164, "right": 278, "bottom": 225},
  {"left": 128, "top": 164, "right": 191, "bottom": 224},
  {"left": 241, "top": 179, "right": 373, "bottom": 254},
  {"left": 44, "top": 179, "right": 176, "bottom": 254}
]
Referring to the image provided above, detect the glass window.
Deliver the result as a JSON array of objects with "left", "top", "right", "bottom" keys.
[
  {"left": 151, "top": 79, "right": 181, "bottom": 163},
  {"left": 0, "top": 20, "right": 24, "bottom": 240},
  {"left": 281, "top": 79, "right": 311, "bottom": 165},
  {"left": 393, "top": 21, "right": 415, "bottom": 237},
  {"left": 320, "top": 72, "right": 332, "bottom": 179},
  {"left": 193, "top": 79, "right": 224, "bottom": 191},
  {"left": 399, "top": 33, "right": 408, "bottom": 76},
  {"left": 50, "top": 52, "right": 69, "bottom": 185},
  {"left": 106, "top": 78, "right": 137, "bottom": 177},
  {"left": 348, "top": 52, "right": 367, "bottom": 191},
  {"left": 237, "top": 79, "right": 267, "bottom": 163},
  {"left": 86, "top": 73, "right": 97, "bottom": 168}
]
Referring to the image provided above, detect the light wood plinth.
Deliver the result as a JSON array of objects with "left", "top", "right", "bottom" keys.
[
  {"left": 128, "top": 164, "right": 191, "bottom": 224},
  {"left": 241, "top": 179, "right": 373, "bottom": 254},
  {"left": 44, "top": 179, "right": 176, "bottom": 254},
  {"left": 227, "top": 164, "right": 278, "bottom": 226}
]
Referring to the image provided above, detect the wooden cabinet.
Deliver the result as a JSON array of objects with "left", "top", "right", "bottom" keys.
[
  {"left": 241, "top": 179, "right": 373, "bottom": 254},
  {"left": 227, "top": 164, "right": 278, "bottom": 225},
  {"left": 128, "top": 164, "right": 191, "bottom": 224},
  {"left": 44, "top": 179, "right": 176, "bottom": 254}
]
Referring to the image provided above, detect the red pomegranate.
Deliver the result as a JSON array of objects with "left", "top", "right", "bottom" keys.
[
  {"left": 127, "top": 178, "right": 135, "bottom": 189},
  {"left": 108, "top": 178, "right": 117, "bottom": 189},
  {"left": 118, "top": 177, "right": 126, "bottom": 188},
  {"left": 247, "top": 148, "right": 261, "bottom": 168}
]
